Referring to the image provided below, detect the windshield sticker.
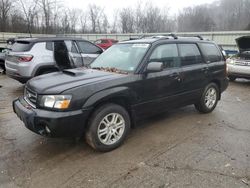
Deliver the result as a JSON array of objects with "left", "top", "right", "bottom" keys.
[
  {"left": 129, "top": 67, "right": 135, "bottom": 71},
  {"left": 132, "top": 44, "right": 149, "bottom": 48}
]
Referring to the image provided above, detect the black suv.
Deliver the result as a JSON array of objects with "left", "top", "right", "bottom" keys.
[{"left": 13, "top": 35, "right": 228, "bottom": 152}]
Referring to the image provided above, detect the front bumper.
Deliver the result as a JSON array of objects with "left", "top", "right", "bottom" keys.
[
  {"left": 13, "top": 97, "right": 91, "bottom": 137},
  {"left": 227, "top": 63, "right": 250, "bottom": 78}
]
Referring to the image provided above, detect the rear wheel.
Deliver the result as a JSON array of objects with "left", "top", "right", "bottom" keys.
[
  {"left": 85, "top": 103, "right": 131, "bottom": 152},
  {"left": 195, "top": 83, "right": 219, "bottom": 113},
  {"left": 228, "top": 76, "right": 236, "bottom": 81}
]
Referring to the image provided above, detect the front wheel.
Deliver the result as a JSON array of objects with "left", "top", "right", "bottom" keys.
[
  {"left": 85, "top": 104, "right": 131, "bottom": 152},
  {"left": 195, "top": 83, "right": 219, "bottom": 113}
]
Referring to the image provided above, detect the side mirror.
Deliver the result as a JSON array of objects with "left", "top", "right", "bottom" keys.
[{"left": 146, "top": 62, "right": 163, "bottom": 73}]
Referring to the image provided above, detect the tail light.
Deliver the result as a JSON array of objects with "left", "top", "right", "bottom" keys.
[{"left": 18, "top": 55, "right": 33, "bottom": 62}]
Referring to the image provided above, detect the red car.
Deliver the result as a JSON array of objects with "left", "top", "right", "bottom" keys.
[{"left": 95, "top": 39, "right": 118, "bottom": 50}]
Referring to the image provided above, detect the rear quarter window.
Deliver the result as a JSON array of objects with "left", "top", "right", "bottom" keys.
[
  {"left": 199, "top": 43, "right": 222, "bottom": 63},
  {"left": 11, "top": 41, "right": 33, "bottom": 52}
]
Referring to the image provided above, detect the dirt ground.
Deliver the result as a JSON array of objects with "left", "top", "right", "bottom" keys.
[{"left": 0, "top": 74, "right": 250, "bottom": 188}]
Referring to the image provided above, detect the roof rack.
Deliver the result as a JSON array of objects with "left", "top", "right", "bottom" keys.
[{"left": 194, "top": 35, "right": 204, "bottom": 40}]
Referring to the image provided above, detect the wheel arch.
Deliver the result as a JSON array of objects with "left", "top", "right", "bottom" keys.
[
  {"left": 210, "top": 79, "right": 221, "bottom": 100},
  {"left": 83, "top": 87, "right": 137, "bottom": 128}
]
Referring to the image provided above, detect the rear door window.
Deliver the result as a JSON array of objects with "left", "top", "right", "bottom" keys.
[
  {"left": 77, "top": 41, "right": 102, "bottom": 54},
  {"left": 178, "top": 44, "right": 203, "bottom": 66},
  {"left": 199, "top": 43, "right": 222, "bottom": 63},
  {"left": 149, "top": 44, "right": 180, "bottom": 69},
  {"left": 11, "top": 41, "right": 33, "bottom": 52}
]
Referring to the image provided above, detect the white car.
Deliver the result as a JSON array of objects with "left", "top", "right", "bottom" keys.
[
  {"left": 227, "top": 36, "right": 250, "bottom": 81},
  {"left": 5, "top": 37, "right": 103, "bottom": 83}
]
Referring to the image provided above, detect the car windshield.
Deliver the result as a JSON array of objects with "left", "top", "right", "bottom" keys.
[{"left": 90, "top": 43, "right": 150, "bottom": 72}]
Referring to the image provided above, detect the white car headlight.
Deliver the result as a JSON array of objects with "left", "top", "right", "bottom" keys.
[
  {"left": 226, "top": 58, "right": 234, "bottom": 64},
  {"left": 40, "top": 95, "right": 72, "bottom": 109}
]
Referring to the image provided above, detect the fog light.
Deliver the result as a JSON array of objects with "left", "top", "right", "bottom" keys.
[{"left": 45, "top": 126, "right": 51, "bottom": 134}]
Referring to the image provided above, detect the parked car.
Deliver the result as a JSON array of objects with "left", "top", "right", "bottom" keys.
[
  {"left": 5, "top": 37, "right": 103, "bottom": 83},
  {"left": 95, "top": 39, "right": 118, "bottom": 49},
  {"left": 0, "top": 47, "right": 7, "bottom": 73},
  {"left": 227, "top": 36, "right": 250, "bottom": 81},
  {"left": 13, "top": 35, "right": 228, "bottom": 152}
]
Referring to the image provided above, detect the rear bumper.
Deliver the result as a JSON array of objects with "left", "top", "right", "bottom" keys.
[
  {"left": 13, "top": 97, "right": 92, "bottom": 137},
  {"left": 6, "top": 70, "right": 31, "bottom": 83},
  {"left": 227, "top": 64, "right": 250, "bottom": 78},
  {"left": 220, "top": 77, "right": 229, "bottom": 93}
]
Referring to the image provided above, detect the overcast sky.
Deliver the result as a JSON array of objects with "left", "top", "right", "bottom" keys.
[{"left": 64, "top": 0, "right": 214, "bottom": 19}]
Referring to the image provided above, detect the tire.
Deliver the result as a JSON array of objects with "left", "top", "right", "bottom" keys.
[
  {"left": 195, "top": 83, "right": 219, "bottom": 113},
  {"left": 85, "top": 103, "right": 131, "bottom": 152},
  {"left": 228, "top": 76, "right": 236, "bottom": 82}
]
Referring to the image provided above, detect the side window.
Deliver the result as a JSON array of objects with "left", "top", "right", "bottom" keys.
[
  {"left": 64, "top": 41, "right": 78, "bottom": 53},
  {"left": 77, "top": 41, "right": 102, "bottom": 54},
  {"left": 149, "top": 44, "right": 180, "bottom": 69},
  {"left": 46, "top": 42, "right": 53, "bottom": 51},
  {"left": 178, "top": 44, "right": 202, "bottom": 66},
  {"left": 101, "top": 39, "right": 109, "bottom": 44},
  {"left": 199, "top": 43, "right": 222, "bottom": 63}
]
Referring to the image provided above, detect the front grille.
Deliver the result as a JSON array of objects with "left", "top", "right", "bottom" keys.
[{"left": 24, "top": 87, "right": 37, "bottom": 107}]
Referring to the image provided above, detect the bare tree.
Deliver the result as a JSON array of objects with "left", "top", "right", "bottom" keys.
[
  {"left": 80, "top": 12, "right": 88, "bottom": 33},
  {"left": 89, "top": 4, "right": 101, "bottom": 33},
  {"left": 0, "top": 0, "right": 14, "bottom": 32},
  {"left": 19, "top": 0, "right": 39, "bottom": 36},
  {"left": 119, "top": 7, "right": 134, "bottom": 33}
]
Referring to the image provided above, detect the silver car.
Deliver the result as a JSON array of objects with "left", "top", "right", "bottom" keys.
[
  {"left": 227, "top": 36, "right": 250, "bottom": 81},
  {"left": 5, "top": 37, "right": 103, "bottom": 83}
]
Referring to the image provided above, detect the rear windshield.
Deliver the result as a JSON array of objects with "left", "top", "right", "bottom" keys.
[{"left": 11, "top": 41, "right": 33, "bottom": 52}]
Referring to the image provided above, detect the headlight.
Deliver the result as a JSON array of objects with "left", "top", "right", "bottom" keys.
[
  {"left": 40, "top": 95, "right": 72, "bottom": 109},
  {"left": 226, "top": 58, "right": 234, "bottom": 64}
]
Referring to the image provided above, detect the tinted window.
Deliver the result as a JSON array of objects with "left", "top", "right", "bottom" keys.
[
  {"left": 77, "top": 41, "right": 101, "bottom": 54},
  {"left": 101, "top": 39, "right": 109, "bottom": 43},
  {"left": 179, "top": 44, "right": 202, "bottom": 66},
  {"left": 199, "top": 43, "right": 222, "bottom": 63},
  {"left": 11, "top": 41, "right": 33, "bottom": 52},
  {"left": 149, "top": 44, "right": 180, "bottom": 69},
  {"left": 65, "top": 41, "right": 78, "bottom": 53},
  {"left": 46, "top": 42, "right": 53, "bottom": 51}
]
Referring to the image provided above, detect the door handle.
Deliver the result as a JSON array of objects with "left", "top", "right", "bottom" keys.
[
  {"left": 170, "top": 72, "right": 181, "bottom": 82},
  {"left": 201, "top": 67, "right": 209, "bottom": 71}
]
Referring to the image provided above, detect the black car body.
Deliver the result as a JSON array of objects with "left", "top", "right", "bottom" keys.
[
  {"left": 0, "top": 47, "right": 7, "bottom": 72},
  {"left": 13, "top": 36, "right": 228, "bottom": 151}
]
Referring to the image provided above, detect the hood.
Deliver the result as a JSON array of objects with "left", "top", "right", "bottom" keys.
[
  {"left": 27, "top": 68, "right": 126, "bottom": 94},
  {"left": 235, "top": 36, "right": 250, "bottom": 53}
]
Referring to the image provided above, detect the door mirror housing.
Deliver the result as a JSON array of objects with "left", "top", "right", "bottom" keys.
[{"left": 146, "top": 62, "right": 164, "bottom": 73}]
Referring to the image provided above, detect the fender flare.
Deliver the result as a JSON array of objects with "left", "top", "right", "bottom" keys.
[{"left": 82, "top": 86, "right": 137, "bottom": 109}]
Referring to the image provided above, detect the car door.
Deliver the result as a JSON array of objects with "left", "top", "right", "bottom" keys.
[
  {"left": 64, "top": 40, "right": 84, "bottom": 68},
  {"left": 54, "top": 41, "right": 72, "bottom": 70},
  {"left": 133, "top": 43, "right": 183, "bottom": 118},
  {"left": 177, "top": 43, "right": 209, "bottom": 103},
  {"left": 76, "top": 41, "right": 103, "bottom": 66}
]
